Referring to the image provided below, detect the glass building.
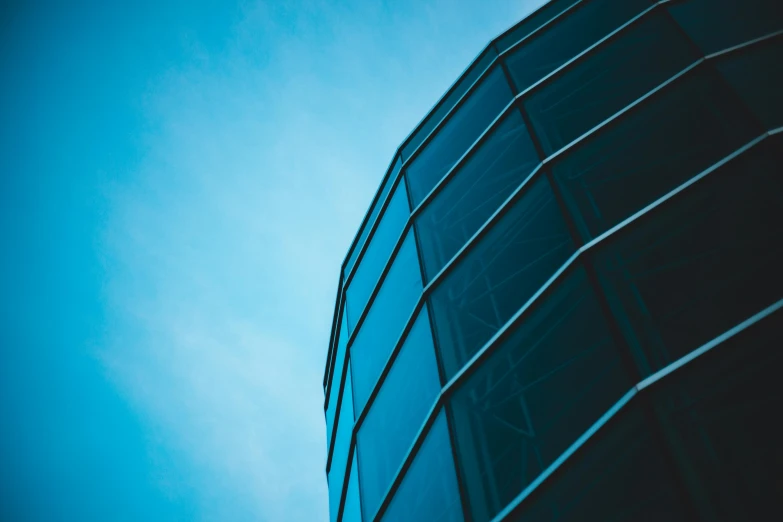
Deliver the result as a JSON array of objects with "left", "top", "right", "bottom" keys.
[{"left": 323, "top": 1, "right": 783, "bottom": 520}]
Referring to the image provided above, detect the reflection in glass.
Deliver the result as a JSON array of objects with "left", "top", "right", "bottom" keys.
[
  {"left": 714, "top": 37, "right": 783, "bottom": 130},
  {"left": 551, "top": 67, "right": 762, "bottom": 242},
  {"left": 524, "top": 12, "right": 700, "bottom": 155},
  {"left": 667, "top": 0, "right": 783, "bottom": 55},
  {"left": 449, "top": 267, "right": 633, "bottom": 522},
  {"left": 382, "top": 411, "right": 464, "bottom": 522},
  {"left": 328, "top": 363, "right": 355, "bottom": 522},
  {"left": 405, "top": 67, "right": 514, "bottom": 206},
  {"left": 505, "top": 0, "right": 650, "bottom": 94},
  {"left": 346, "top": 178, "right": 410, "bottom": 331},
  {"left": 345, "top": 155, "right": 403, "bottom": 279},
  {"left": 506, "top": 406, "right": 689, "bottom": 522},
  {"left": 357, "top": 306, "right": 441, "bottom": 520},
  {"left": 592, "top": 135, "right": 783, "bottom": 376},
  {"left": 351, "top": 230, "right": 423, "bottom": 413},
  {"left": 649, "top": 310, "right": 783, "bottom": 522},
  {"left": 415, "top": 110, "right": 540, "bottom": 282},
  {"left": 429, "top": 175, "right": 575, "bottom": 380}
]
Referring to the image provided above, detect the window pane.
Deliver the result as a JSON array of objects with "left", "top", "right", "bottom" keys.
[
  {"left": 505, "top": 0, "right": 650, "bottom": 94},
  {"left": 345, "top": 155, "right": 403, "bottom": 279},
  {"left": 667, "top": 0, "right": 783, "bottom": 55},
  {"left": 357, "top": 306, "right": 442, "bottom": 519},
  {"left": 450, "top": 266, "right": 634, "bottom": 522},
  {"left": 326, "top": 309, "right": 349, "bottom": 451},
  {"left": 495, "top": 0, "right": 580, "bottom": 53},
  {"left": 328, "top": 363, "right": 355, "bottom": 522},
  {"left": 342, "top": 450, "right": 363, "bottom": 522},
  {"left": 382, "top": 411, "right": 464, "bottom": 522},
  {"left": 351, "top": 230, "right": 423, "bottom": 413},
  {"left": 505, "top": 406, "right": 690, "bottom": 522},
  {"left": 649, "top": 309, "right": 783, "bottom": 522},
  {"left": 415, "top": 111, "right": 540, "bottom": 282},
  {"left": 402, "top": 47, "right": 498, "bottom": 162},
  {"left": 551, "top": 67, "right": 762, "bottom": 242},
  {"left": 713, "top": 37, "right": 783, "bottom": 131},
  {"left": 592, "top": 135, "right": 783, "bottom": 376},
  {"left": 524, "top": 12, "right": 700, "bottom": 155},
  {"left": 405, "top": 67, "right": 514, "bottom": 206},
  {"left": 346, "top": 177, "right": 410, "bottom": 331},
  {"left": 429, "top": 175, "right": 575, "bottom": 380}
]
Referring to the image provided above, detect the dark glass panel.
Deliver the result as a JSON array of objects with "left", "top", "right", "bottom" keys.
[
  {"left": 450, "top": 267, "right": 633, "bottom": 522},
  {"left": 592, "top": 135, "right": 783, "bottom": 375},
  {"left": 667, "top": 0, "right": 783, "bottom": 55},
  {"left": 326, "top": 309, "right": 349, "bottom": 452},
  {"left": 505, "top": 0, "right": 650, "bottom": 94},
  {"left": 345, "top": 155, "right": 403, "bottom": 279},
  {"left": 415, "top": 111, "right": 540, "bottom": 282},
  {"left": 405, "top": 67, "right": 514, "bottom": 206},
  {"left": 402, "top": 47, "right": 498, "bottom": 162},
  {"left": 714, "top": 37, "right": 783, "bottom": 130},
  {"left": 381, "top": 411, "right": 464, "bottom": 522},
  {"left": 649, "top": 309, "right": 783, "bottom": 522},
  {"left": 524, "top": 12, "right": 700, "bottom": 155},
  {"left": 551, "top": 67, "right": 762, "bottom": 242},
  {"left": 495, "top": 0, "right": 582, "bottom": 53},
  {"left": 328, "top": 363, "right": 355, "bottom": 522},
  {"left": 357, "top": 306, "right": 441, "bottom": 520},
  {"left": 351, "top": 230, "right": 423, "bottom": 413},
  {"left": 342, "top": 450, "right": 363, "bottom": 522},
  {"left": 429, "top": 175, "right": 575, "bottom": 380},
  {"left": 505, "top": 406, "right": 690, "bottom": 522},
  {"left": 345, "top": 178, "right": 410, "bottom": 331}
]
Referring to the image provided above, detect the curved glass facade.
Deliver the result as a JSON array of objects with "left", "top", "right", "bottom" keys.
[{"left": 323, "top": 1, "right": 783, "bottom": 520}]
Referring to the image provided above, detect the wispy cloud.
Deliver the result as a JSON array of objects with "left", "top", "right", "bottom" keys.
[{"left": 98, "top": 1, "right": 540, "bottom": 520}]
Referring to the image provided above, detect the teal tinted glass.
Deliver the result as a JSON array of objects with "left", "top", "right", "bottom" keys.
[
  {"left": 495, "top": 0, "right": 581, "bottom": 53},
  {"left": 350, "top": 230, "right": 423, "bottom": 414},
  {"left": 328, "top": 363, "right": 355, "bottom": 522},
  {"left": 415, "top": 110, "right": 540, "bottom": 282},
  {"left": 523, "top": 12, "right": 700, "bottom": 155},
  {"left": 357, "top": 306, "right": 441, "bottom": 520},
  {"left": 405, "top": 67, "right": 514, "bottom": 206},
  {"left": 714, "top": 37, "right": 783, "bottom": 131},
  {"left": 551, "top": 67, "right": 762, "bottom": 242},
  {"left": 450, "top": 266, "right": 633, "bottom": 522},
  {"left": 592, "top": 135, "right": 783, "bottom": 376},
  {"left": 346, "top": 177, "right": 410, "bottom": 331},
  {"left": 667, "top": 0, "right": 783, "bottom": 55},
  {"left": 342, "top": 450, "right": 363, "bottom": 522},
  {"left": 649, "top": 308, "right": 783, "bottom": 522},
  {"left": 505, "top": 0, "right": 650, "bottom": 94},
  {"left": 345, "top": 155, "right": 403, "bottom": 279},
  {"left": 381, "top": 411, "right": 464, "bottom": 522},
  {"left": 505, "top": 406, "right": 689, "bottom": 521},
  {"left": 429, "top": 175, "right": 575, "bottom": 380},
  {"left": 402, "top": 47, "right": 498, "bottom": 162}
]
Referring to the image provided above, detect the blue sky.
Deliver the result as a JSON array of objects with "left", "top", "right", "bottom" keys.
[{"left": 0, "top": 1, "right": 543, "bottom": 520}]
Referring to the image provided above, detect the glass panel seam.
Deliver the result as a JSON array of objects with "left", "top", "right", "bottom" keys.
[
  {"left": 326, "top": 356, "right": 352, "bottom": 473},
  {"left": 357, "top": 133, "right": 781, "bottom": 519},
  {"left": 338, "top": 0, "right": 675, "bottom": 299},
  {"left": 491, "top": 296, "right": 783, "bottom": 521},
  {"left": 324, "top": 280, "right": 342, "bottom": 389},
  {"left": 339, "top": 0, "right": 677, "bottom": 298},
  {"left": 492, "top": 0, "right": 585, "bottom": 55},
  {"left": 336, "top": 438, "right": 358, "bottom": 522},
  {"left": 444, "top": 402, "right": 474, "bottom": 520},
  {"left": 324, "top": 290, "right": 345, "bottom": 404}
]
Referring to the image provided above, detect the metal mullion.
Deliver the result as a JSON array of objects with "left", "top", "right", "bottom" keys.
[
  {"left": 492, "top": 0, "right": 584, "bottom": 54},
  {"left": 325, "top": 351, "right": 352, "bottom": 473},
  {"left": 493, "top": 296, "right": 783, "bottom": 521},
  {"left": 336, "top": 438, "right": 359, "bottom": 522},
  {"left": 324, "top": 276, "right": 343, "bottom": 389},
  {"left": 324, "top": 286, "right": 345, "bottom": 404},
  {"left": 364, "top": 131, "right": 777, "bottom": 521}
]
